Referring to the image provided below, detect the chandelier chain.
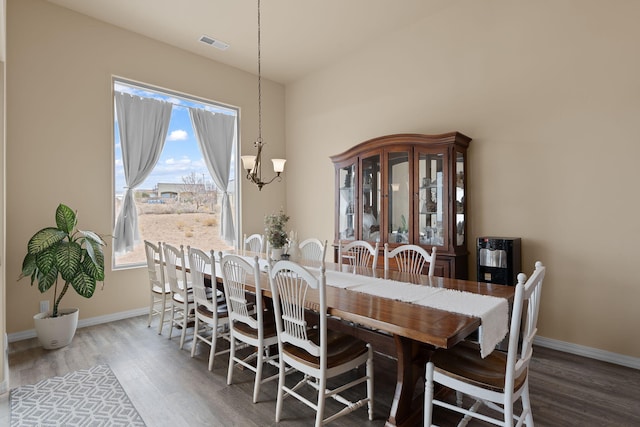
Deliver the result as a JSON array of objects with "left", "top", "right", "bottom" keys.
[{"left": 257, "top": 0, "right": 262, "bottom": 143}]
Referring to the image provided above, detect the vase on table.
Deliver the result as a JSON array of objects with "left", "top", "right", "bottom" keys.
[{"left": 271, "top": 247, "right": 284, "bottom": 261}]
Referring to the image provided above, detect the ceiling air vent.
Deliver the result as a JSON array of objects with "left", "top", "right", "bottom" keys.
[{"left": 199, "top": 35, "right": 229, "bottom": 50}]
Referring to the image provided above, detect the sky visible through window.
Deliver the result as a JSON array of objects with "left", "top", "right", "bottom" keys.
[{"left": 114, "top": 81, "right": 237, "bottom": 196}]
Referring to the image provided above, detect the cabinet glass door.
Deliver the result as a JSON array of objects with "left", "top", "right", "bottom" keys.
[
  {"left": 455, "top": 150, "right": 465, "bottom": 246},
  {"left": 387, "top": 151, "right": 410, "bottom": 244},
  {"left": 418, "top": 152, "right": 445, "bottom": 246},
  {"left": 338, "top": 163, "right": 356, "bottom": 241},
  {"left": 361, "top": 154, "right": 381, "bottom": 242}
]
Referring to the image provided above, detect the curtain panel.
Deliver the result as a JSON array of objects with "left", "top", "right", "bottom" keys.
[
  {"left": 189, "top": 108, "right": 237, "bottom": 244},
  {"left": 113, "top": 92, "right": 173, "bottom": 254}
]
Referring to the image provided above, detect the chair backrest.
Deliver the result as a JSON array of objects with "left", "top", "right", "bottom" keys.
[
  {"left": 243, "top": 233, "right": 264, "bottom": 255},
  {"left": 269, "top": 260, "right": 326, "bottom": 360},
  {"left": 505, "top": 261, "right": 546, "bottom": 389},
  {"left": 338, "top": 240, "right": 379, "bottom": 268},
  {"left": 219, "top": 253, "right": 264, "bottom": 333},
  {"left": 144, "top": 240, "right": 165, "bottom": 289},
  {"left": 383, "top": 243, "right": 437, "bottom": 276},
  {"left": 298, "top": 238, "right": 327, "bottom": 262},
  {"left": 163, "top": 242, "right": 189, "bottom": 297},
  {"left": 187, "top": 246, "right": 217, "bottom": 313}
]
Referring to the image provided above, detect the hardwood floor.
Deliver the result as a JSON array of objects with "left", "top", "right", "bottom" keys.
[{"left": 1, "top": 315, "right": 639, "bottom": 426}]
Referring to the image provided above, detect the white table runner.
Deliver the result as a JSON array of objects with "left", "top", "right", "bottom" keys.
[
  {"left": 217, "top": 253, "right": 271, "bottom": 273},
  {"left": 323, "top": 269, "right": 508, "bottom": 357}
]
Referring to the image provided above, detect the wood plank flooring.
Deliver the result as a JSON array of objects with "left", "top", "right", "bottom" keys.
[{"left": 1, "top": 315, "right": 639, "bottom": 426}]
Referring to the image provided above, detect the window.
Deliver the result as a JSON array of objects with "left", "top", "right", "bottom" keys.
[{"left": 113, "top": 78, "right": 238, "bottom": 268}]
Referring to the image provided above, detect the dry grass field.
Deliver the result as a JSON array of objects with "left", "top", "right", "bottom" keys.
[{"left": 114, "top": 201, "right": 234, "bottom": 265}]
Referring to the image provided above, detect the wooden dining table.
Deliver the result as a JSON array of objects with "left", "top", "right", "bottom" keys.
[{"left": 205, "top": 253, "right": 515, "bottom": 427}]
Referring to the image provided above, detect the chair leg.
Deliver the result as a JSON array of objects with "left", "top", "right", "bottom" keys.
[
  {"left": 366, "top": 346, "right": 374, "bottom": 421},
  {"left": 252, "top": 346, "right": 264, "bottom": 403},
  {"left": 504, "top": 395, "right": 514, "bottom": 427},
  {"left": 424, "top": 362, "right": 435, "bottom": 427},
  {"left": 157, "top": 295, "right": 167, "bottom": 335},
  {"left": 315, "top": 376, "right": 327, "bottom": 427},
  {"left": 275, "top": 358, "right": 286, "bottom": 423},
  {"left": 227, "top": 336, "right": 236, "bottom": 385},
  {"left": 179, "top": 308, "right": 188, "bottom": 350},
  {"left": 191, "top": 316, "right": 199, "bottom": 358},
  {"left": 147, "top": 294, "right": 154, "bottom": 328},
  {"left": 521, "top": 383, "right": 534, "bottom": 426},
  {"left": 168, "top": 304, "right": 176, "bottom": 340},
  {"left": 208, "top": 321, "right": 217, "bottom": 371}
]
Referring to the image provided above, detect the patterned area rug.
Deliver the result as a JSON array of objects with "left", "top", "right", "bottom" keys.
[{"left": 9, "top": 364, "right": 146, "bottom": 426}]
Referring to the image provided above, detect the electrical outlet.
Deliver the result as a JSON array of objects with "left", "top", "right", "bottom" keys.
[{"left": 40, "top": 300, "right": 50, "bottom": 313}]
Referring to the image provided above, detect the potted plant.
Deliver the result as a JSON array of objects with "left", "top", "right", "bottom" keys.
[
  {"left": 19, "top": 203, "right": 106, "bottom": 349},
  {"left": 264, "top": 209, "right": 289, "bottom": 260}
]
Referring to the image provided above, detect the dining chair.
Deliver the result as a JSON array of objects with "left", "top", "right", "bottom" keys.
[
  {"left": 424, "top": 261, "right": 546, "bottom": 427},
  {"left": 163, "top": 242, "right": 194, "bottom": 350},
  {"left": 144, "top": 240, "right": 172, "bottom": 334},
  {"left": 243, "top": 233, "right": 264, "bottom": 255},
  {"left": 269, "top": 260, "right": 374, "bottom": 426},
  {"left": 219, "top": 253, "right": 280, "bottom": 403},
  {"left": 338, "top": 240, "right": 379, "bottom": 269},
  {"left": 298, "top": 238, "right": 327, "bottom": 262},
  {"left": 383, "top": 243, "right": 437, "bottom": 276},
  {"left": 187, "top": 246, "right": 231, "bottom": 371}
]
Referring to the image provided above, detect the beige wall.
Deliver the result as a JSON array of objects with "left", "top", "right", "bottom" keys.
[
  {"left": 285, "top": 0, "right": 640, "bottom": 358},
  {"left": 4, "top": 0, "right": 285, "bottom": 333},
  {"left": 4, "top": 0, "right": 639, "bottom": 361}
]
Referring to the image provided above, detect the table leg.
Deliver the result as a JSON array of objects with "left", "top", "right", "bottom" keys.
[{"left": 385, "top": 335, "right": 433, "bottom": 427}]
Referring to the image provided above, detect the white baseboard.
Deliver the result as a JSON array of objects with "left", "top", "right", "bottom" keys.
[
  {"left": 1, "top": 333, "right": 8, "bottom": 394},
  {"left": 7, "top": 308, "right": 148, "bottom": 343},
  {"left": 534, "top": 336, "right": 640, "bottom": 370}
]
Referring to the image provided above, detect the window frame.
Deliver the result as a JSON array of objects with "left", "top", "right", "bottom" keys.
[{"left": 111, "top": 76, "right": 241, "bottom": 270}]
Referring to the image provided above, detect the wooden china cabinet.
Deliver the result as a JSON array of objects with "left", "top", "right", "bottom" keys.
[{"left": 330, "top": 132, "right": 472, "bottom": 279}]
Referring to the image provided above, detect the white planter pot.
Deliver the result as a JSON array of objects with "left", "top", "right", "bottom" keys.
[
  {"left": 33, "top": 308, "right": 79, "bottom": 350},
  {"left": 270, "top": 247, "right": 284, "bottom": 261}
]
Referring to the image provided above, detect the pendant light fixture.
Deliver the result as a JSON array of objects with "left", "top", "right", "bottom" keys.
[{"left": 240, "top": 0, "right": 286, "bottom": 191}]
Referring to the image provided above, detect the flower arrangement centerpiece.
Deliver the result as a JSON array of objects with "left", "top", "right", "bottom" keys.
[{"left": 264, "top": 209, "right": 290, "bottom": 249}]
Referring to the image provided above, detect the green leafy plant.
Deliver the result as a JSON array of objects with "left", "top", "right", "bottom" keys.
[
  {"left": 264, "top": 209, "right": 290, "bottom": 248},
  {"left": 402, "top": 214, "right": 408, "bottom": 233},
  {"left": 398, "top": 214, "right": 408, "bottom": 234},
  {"left": 19, "top": 204, "right": 106, "bottom": 318}
]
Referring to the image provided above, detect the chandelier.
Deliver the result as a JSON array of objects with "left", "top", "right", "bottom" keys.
[{"left": 241, "top": 0, "right": 286, "bottom": 191}]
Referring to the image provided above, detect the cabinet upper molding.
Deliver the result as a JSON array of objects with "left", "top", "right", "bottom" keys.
[{"left": 329, "top": 132, "right": 472, "bottom": 164}]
